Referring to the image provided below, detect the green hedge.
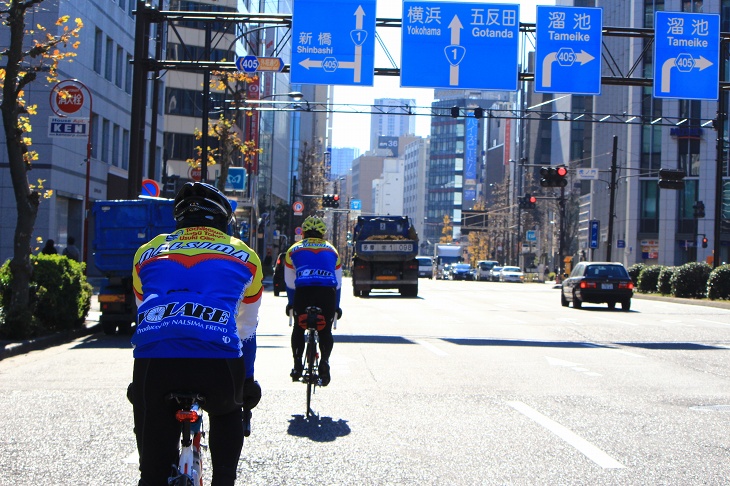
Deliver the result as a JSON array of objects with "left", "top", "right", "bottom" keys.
[
  {"left": 708, "top": 265, "right": 730, "bottom": 300},
  {"left": 657, "top": 266, "right": 676, "bottom": 295},
  {"left": 636, "top": 265, "right": 661, "bottom": 293},
  {"left": 0, "top": 254, "right": 92, "bottom": 339},
  {"left": 627, "top": 263, "right": 645, "bottom": 285},
  {"left": 670, "top": 262, "right": 712, "bottom": 298}
]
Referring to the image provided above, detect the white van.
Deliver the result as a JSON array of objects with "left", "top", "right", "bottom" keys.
[
  {"left": 416, "top": 256, "right": 433, "bottom": 279},
  {"left": 476, "top": 260, "right": 500, "bottom": 281}
]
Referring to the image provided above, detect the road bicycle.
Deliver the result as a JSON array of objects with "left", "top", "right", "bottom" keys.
[
  {"left": 166, "top": 392, "right": 253, "bottom": 486},
  {"left": 167, "top": 392, "right": 205, "bottom": 486},
  {"left": 290, "top": 306, "right": 336, "bottom": 418}
]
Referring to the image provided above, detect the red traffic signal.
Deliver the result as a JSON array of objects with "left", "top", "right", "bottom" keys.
[
  {"left": 539, "top": 166, "right": 568, "bottom": 187},
  {"left": 702, "top": 237, "right": 708, "bottom": 248},
  {"left": 322, "top": 194, "right": 340, "bottom": 208}
]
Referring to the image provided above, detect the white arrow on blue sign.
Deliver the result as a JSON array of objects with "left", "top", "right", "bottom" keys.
[
  {"left": 401, "top": 2, "right": 520, "bottom": 91},
  {"left": 535, "top": 5, "right": 602, "bottom": 95},
  {"left": 290, "top": 0, "right": 376, "bottom": 86},
  {"left": 653, "top": 11, "right": 720, "bottom": 100}
]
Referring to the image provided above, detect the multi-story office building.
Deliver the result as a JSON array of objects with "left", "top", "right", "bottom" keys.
[
  {"left": 423, "top": 90, "right": 510, "bottom": 246},
  {"left": 552, "top": 0, "right": 729, "bottom": 267},
  {"left": 369, "top": 98, "right": 416, "bottom": 151},
  {"left": 0, "top": 0, "right": 160, "bottom": 265},
  {"left": 329, "top": 147, "right": 360, "bottom": 178},
  {"left": 403, "top": 137, "right": 431, "bottom": 252}
]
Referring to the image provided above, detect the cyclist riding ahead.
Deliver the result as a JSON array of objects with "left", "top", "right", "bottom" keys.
[
  {"left": 285, "top": 215, "right": 342, "bottom": 386},
  {"left": 129, "top": 182, "right": 263, "bottom": 486}
]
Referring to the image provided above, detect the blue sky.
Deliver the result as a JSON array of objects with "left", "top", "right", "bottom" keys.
[{"left": 330, "top": 0, "right": 556, "bottom": 152}]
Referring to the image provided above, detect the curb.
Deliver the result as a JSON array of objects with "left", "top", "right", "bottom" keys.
[{"left": 0, "top": 322, "right": 101, "bottom": 361}]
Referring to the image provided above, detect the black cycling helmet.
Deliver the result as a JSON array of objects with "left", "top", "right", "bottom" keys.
[{"left": 173, "top": 182, "right": 234, "bottom": 233}]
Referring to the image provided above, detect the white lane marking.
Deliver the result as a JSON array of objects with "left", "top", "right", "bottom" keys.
[
  {"left": 695, "top": 318, "right": 730, "bottom": 327},
  {"left": 546, "top": 356, "right": 581, "bottom": 367},
  {"left": 507, "top": 401, "right": 625, "bottom": 469},
  {"left": 591, "top": 315, "right": 637, "bottom": 326},
  {"left": 415, "top": 339, "right": 448, "bottom": 356},
  {"left": 615, "top": 350, "right": 646, "bottom": 358},
  {"left": 124, "top": 452, "right": 138, "bottom": 465},
  {"left": 584, "top": 371, "right": 603, "bottom": 377}
]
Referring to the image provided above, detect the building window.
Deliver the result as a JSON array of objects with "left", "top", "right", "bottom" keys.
[
  {"left": 90, "top": 113, "right": 99, "bottom": 159},
  {"left": 102, "top": 119, "right": 110, "bottom": 164},
  {"left": 112, "top": 124, "right": 120, "bottom": 167},
  {"left": 115, "top": 47, "right": 124, "bottom": 88},
  {"left": 125, "top": 54, "right": 133, "bottom": 94},
  {"left": 105, "top": 38, "right": 114, "bottom": 81},
  {"left": 678, "top": 180, "right": 699, "bottom": 233},
  {"left": 93, "top": 28, "right": 102, "bottom": 74},
  {"left": 122, "top": 129, "right": 130, "bottom": 170},
  {"left": 639, "top": 180, "right": 659, "bottom": 233}
]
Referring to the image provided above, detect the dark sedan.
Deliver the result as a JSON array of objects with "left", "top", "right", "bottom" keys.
[
  {"left": 450, "top": 263, "right": 475, "bottom": 281},
  {"left": 561, "top": 262, "right": 634, "bottom": 311}
]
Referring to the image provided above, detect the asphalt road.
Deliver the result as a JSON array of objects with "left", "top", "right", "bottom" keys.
[{"left": 1, "top": 278, "right": 730, "bottom": 485}]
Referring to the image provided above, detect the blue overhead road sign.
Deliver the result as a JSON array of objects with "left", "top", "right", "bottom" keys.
[
  {"left": 290, "top": 0, "right": 376, "bottom": 86},
  {"left": 535, "top": 6, "right": 602, "bottom": 95},
  {"left": 653, "top": 11, "right": 720, "bottom": 100},
  {"left": 400, "top": 2, "right": 520, "bottom": 91}
]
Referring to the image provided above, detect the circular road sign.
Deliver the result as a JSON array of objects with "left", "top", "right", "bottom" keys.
[
  {"left": 189, "top": 166, "right": 202, "bottom": 181},
  {"left": 292, "top": 201, "right": 304, "bottom": 212},
  {"left": 295, "top": 226, "right": 303, "bottom": 235},
  {"left": 141, "top": 179, "right": 160, "bottom": 197},
  {"left": 55, "top": 85, "right": 84, "bottom": 115}
]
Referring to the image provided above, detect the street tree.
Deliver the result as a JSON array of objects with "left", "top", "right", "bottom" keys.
[
  {"left": 0, "top": 1, "right": 81, "bottom": 337},
  {"left": 186, "top": 72, "right": 262, "bottom": 192},
  {"left": 439, "top": 215, "right": 453, "bottom": 243}
]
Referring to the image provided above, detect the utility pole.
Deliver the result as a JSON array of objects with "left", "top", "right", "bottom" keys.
[
  {"left": 714, "top": 41, "right": 727, "bottom": 268},
  {"left": 606, "top": 135, "right": 618, "bottom": 261}
]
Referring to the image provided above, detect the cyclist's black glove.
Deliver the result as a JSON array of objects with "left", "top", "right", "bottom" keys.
[
  {"left": 243, "top": 377, "right": 261, "bottom": 410},
  {"left": 285, "top": 304, "right": 293, "bottom": 317},
  {"left": 336, "top": 307, "right": 343, "bottom": 319}
]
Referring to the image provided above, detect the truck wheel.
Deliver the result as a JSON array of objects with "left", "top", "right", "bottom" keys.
[
  {"left": 361, "top": 289, "right": 370, "bottom": 297},
  {"left": 401, "top": 285, "right": 418, "bottom": 297},
  {"left": 102, "top": 321, "right": 118, "bottom": 335},
  {"left": 118, "top": 321, "right": 133, "bottom": 335},
  {"left": 274, "top": 289, "right": 280, "bottom": 296}
]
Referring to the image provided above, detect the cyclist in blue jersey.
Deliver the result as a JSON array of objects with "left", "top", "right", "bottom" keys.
[
  {"left": 129, "top": 182, "right": 263, "bottom": 486},
  {"left": 284, "top": 215, "right": 342, "bottom": 386}
]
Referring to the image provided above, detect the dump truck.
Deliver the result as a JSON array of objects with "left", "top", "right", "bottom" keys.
[
  {"left": 92, "top": 197, "right": 176, "bottom": 335},
  {"left": 351, "top": 215, "right": 419, "bottom": 297}
]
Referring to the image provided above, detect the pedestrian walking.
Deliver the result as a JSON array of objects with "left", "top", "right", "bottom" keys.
[{"left": 62, "top": 236, "right": 81, "bottom": 261}]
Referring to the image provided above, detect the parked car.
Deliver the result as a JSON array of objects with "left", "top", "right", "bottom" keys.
[
  {"left": 499, "top": 266, "right": 524, "bottom": 283},
  {"left": 450, "top": 263, "right": 474, "bottom": 280},
  {"left": 561, "top": 261, "right": 634, "bottom": 311},
  {"left": 476, "top": 260, "right": 500, "bottom": 281},
  {"left": 273, "top": 252, "right": 286, "bottom": 296},
  {"left": 489, "top": 266, "right": 503, "bottom": 282},
  {"left": 416, "top": 256, "right": 433, "bottom": 279}
]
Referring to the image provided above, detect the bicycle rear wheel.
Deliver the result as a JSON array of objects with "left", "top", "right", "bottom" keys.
[{"left": 305, "top": 330, "right": 317, "bottom": 417}]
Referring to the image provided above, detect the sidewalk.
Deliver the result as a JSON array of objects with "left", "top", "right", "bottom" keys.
[{"left": 0, "top": 295, "right": 101, "bottom": 361}]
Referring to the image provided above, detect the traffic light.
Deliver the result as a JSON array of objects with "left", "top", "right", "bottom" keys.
[
  {"left": 526, "top": 194, "right": 537, "bottom": 209},
  {"left": 518, "top": 195, "right": 526, "bottom": 209},
  {"left": 450, "top": 106, "right": 460, "bottom": 118},
  {"left": 473, "top": 107, "right": 484, "bottom": 119},
  {"left": 539, "top": 166, "right": 568, "bottom": 187},
  {"left": 693, "top": 200, "right": 705, "bottom": 218},
  {"left": 658, "top": 168, "right": 685, "bottom": 190},
  {"left": 702, "top": 236, "right": 709, "bottom": 248},
  {"left": 322, "top": 194, "right": 340, "bottom": 208}
]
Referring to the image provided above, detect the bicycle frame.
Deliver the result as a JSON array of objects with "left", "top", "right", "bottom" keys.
[
  {"left": 291, "top": 306, "right": 327, "bottom": 418},
  {"left": 168, "top": 393, "right": 205, "bottom": 486}
]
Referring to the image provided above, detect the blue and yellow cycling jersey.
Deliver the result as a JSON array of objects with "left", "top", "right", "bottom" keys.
[
  {"left": 131, "top": 226, "right": 263, "bottom": 367},
  {"left": 284, "top": 237, "right": 341, "bottom": 289}
]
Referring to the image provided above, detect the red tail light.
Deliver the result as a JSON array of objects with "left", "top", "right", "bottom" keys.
[
  {"left": 176, "top": 410, "right": 202, "bottom": 423},
  {"left": 580, "top": 281, "right": 597, "bottom": 289},
  {"left": 619, "top": 282, "right": 634, "bottom": 290}
]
